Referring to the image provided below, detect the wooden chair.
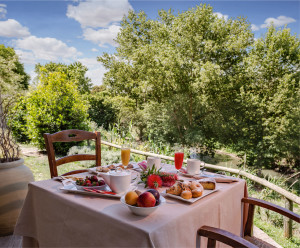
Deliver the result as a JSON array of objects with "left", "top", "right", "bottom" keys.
[
  {"left": 197, "top": 225, "right": 257, "bottom": 248},
  {"left": 242, "top": 197, "right": 300, "bottom": 247},
  {"left": 43, "top": 129, "right": 101, "bottom": 178},
  {"left": 197, "top": 197, "right": 300, "bottom": 248}
]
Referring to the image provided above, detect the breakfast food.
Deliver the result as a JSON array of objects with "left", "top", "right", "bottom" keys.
[
  {"left": 125, "top": 191, "right": 139, "bottom": 206},
  {"left": 189, "top": 181, "right": 201, "bottom": 190},
  {"left": 76, "top": 176, "right": 105, "bottom": 187},
  {"left": 160, "top": 172, "right": 178, "bottom": 187},
  {"left": 125, "top": 190, "right": 160, "bottom": 208},
  {"left": 108, "top": 164, "right": 116, "bottom": 170},
  {"left": 96, "top": 166, "right": 110, "bottom": 172},
  {"left": 166, "top": 183, "right": 182, "bottom": 196},
  {"left": 166, "top": 181, "right": 204, "bottom": 199},
  {"left": 181, "top": 190, "right": 192, "bottom": 199},
  {"left": 192, "top": 185, "right": 204, "bottom": 198},
  {"left": 198, "top": 178, "right": 216, "bottom": 190},
  {"left": 126, "top": 164, "right": 134, "bottom": 169},
  {"left": 147, "top": 189, "right": 160, "bottom": 205},
  {"left": 63, "top": 175, "right": 84, "bottom": 181},
  {"left": 137, "top": 192, "right": 156, "bottom": 207}
]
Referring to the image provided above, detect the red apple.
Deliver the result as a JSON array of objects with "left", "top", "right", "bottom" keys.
[{"left": 137, "top": 192, "right": 156, "bottom": 207}]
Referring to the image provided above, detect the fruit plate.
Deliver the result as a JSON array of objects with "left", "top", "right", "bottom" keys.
[
  {"left": 120, "top": 195, "right": 166, "bottom": 216},
  {"left": 60, "top": 184, "right": 137, "bottom": 199},
  {"left": 162, "top": 186, "right": 221, "bottom": 204}
]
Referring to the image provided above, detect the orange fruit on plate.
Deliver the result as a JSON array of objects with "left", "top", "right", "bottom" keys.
[{"left": 125, "top": 191, "right": 139, "bottom": 206}]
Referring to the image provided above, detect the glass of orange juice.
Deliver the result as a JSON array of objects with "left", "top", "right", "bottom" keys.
[{"left": 121, "top": 144, "right": 130, "bottom": 168}]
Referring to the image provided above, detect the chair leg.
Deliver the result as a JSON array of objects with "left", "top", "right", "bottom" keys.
[
  {"left": 244, "top": 204, "right": 255, "bottom": 237},
  {"left": 207, "top": 238, "right": 216, "bottom": 248}
]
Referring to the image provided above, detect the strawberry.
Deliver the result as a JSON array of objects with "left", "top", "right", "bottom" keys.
[
  {"left": 98, "top": 180, "right": 105, "bottom": 186},
  {"left": 86, "top": 180, "right": 91, "bottom": 184},
  {"left": 91, "top": 176, "right": 98, "bottom": 182},
  {"left": 159, "top": 172, "right": 178, "bottom": 187},
  {"left": 147, "top": 174, "right": 162, "bottom": 189}
]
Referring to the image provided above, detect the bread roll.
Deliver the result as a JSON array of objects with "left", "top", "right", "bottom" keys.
[
  {"left": 192, "top": 185, "right": 203, "bottom": 198},
  {"left": 181, "top": 190, "right": 192, "bottom": 199},
  {"left": 189, "top": 181, "right": 201, "bottom": 190},
  {"left": 198, "top": 178, "right": 216, "bottom": 190}
]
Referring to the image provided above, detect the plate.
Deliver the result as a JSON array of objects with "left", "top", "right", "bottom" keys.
[
  {"left": 178, "top": 171, "right": 202, "bottom": 178},
  {"left": 162, "top": 186, "right": 221, "bottom": 203},
  {"left": 60, "top": 184, "right": 137, "bottom": 199},
  {"left": 89, "top": 163, "right": 140, "bottom": 174}
]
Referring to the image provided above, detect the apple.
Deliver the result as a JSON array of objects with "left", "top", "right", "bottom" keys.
[
  {"left": 137, "top": 192, "right": 156, "bottom": 207},
  {"left": 147, "top": 189, "right": 160, "bottom": 205}
]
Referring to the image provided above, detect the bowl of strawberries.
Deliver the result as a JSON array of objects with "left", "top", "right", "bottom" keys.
[{"left": 74, "top": 175, "right": 106, "bottom": 191}]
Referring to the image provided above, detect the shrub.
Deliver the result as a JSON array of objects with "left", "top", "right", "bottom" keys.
[
  {"left": 9, "top": 96, "right": 30, "bottom": 143},
  {"left": 26, "top": 70, "right": 89, "bottom": 154},
  {"left": 87, "top": 91, "right": 118, "bottom": 129}
]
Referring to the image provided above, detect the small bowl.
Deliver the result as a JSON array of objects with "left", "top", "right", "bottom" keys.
[{"left": 120, "top": 195, "right": 165, "bottom": 216}]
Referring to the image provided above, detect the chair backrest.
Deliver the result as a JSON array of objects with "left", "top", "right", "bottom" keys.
[
  {"left": 43, "top": 129, "right": 101, "bottom": 178},
  {"left": 197, "top": 226, "right": 257, "bottom": 248},
  {"left": 242, "top": 197, "right": 300, "bottom": 237}
]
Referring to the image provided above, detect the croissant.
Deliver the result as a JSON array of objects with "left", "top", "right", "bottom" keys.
[{"left": 166, "top": 182, "right": 182, "bottom": 195}]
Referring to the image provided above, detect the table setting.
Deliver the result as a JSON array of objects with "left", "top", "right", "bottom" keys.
[{"left": 14, "top": 146, "right": 248, "bottom": 248}]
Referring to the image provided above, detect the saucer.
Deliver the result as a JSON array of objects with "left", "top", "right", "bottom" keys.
[{"left": 178, "top": 171, "right": 202, "bottom": 178}]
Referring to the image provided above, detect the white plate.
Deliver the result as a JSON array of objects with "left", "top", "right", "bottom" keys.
[
  {"left": 89, "top": 163, "right": 140, "bottom": 174},
  {"left": 178, "top": 171, "right": 202, "bottom": 178},
  {"left": 60, "top": 184, "right": 137, "bottom": 199},
  {"left": 162, "top": 186, "right": 221, "bottom": 203}
]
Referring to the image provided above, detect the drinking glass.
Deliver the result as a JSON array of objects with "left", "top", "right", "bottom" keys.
[
  {"left": 174, "top": 151, "right": 184, "bottom": 173},
  {"left": 121, "top": 144, "right": 130, "bottom": 168}
]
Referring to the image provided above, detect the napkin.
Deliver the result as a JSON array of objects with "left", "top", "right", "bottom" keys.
[{"left": 193, "top": 174, "right": 239, "bottom": 183}]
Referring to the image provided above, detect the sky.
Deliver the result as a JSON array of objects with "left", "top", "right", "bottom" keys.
[{"left": 0, "top": 0, "right": 299, "bottom": 86}]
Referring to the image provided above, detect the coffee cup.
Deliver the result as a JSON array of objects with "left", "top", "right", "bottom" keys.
[
  {"left": 187, "top": 159, "right": 202, "bottom": 175},
  {"left": 147, "top": 157, "right": 161, "bottom": 170}
]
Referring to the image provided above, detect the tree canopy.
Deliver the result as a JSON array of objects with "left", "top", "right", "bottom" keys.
[
  {"left": 34, "top": 62, "right": 92, "bottom": 94},
  {"left": 98, "top": 4, "right": 300, "bottom": 168},
  {"left": 0, "top": 44, "right": 29, "bottom": 95}
]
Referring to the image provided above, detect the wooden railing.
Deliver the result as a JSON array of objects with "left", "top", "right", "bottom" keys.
[{"left": 102, "top": 140, "right": 300, "bottom": 237}]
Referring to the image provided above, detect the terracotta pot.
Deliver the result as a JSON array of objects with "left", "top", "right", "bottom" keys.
[{"left": 0, "top": 158, "right": 34, "bottom": 236}]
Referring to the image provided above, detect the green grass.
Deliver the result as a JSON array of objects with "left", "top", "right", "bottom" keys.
[{"left": 254, "top": 218, "right": 300, "bottom": 248}]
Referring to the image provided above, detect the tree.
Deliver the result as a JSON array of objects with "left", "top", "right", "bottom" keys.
[
  {"left": 87, "top": 87, "right": 118, "bottom": 129},
  {"left": 26, "top": 69, "right": 89, "bottom": 154},
  {"left": 34, "top": 62, "right": 92, "bottom": 94},
  {"left": 0, "top": 44, "right": 29, "bottom": 93},
  {"left": 0, "top": 45, "right": 29, "bottom": 161},
  {"left": 237, "top": 26, "right": 300, "bottom": 168},
  {"left": 98, "top": 4, "right": 254, "bottom": 146}
]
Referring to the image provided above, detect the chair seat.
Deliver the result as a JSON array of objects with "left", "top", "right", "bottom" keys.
[{"left": 244, "top": 236, "right": 282, "bottom": 248}]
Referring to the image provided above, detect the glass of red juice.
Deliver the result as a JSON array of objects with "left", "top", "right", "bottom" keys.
[{"left": 174, "top": 152, "right": 184, "bottom": 172}]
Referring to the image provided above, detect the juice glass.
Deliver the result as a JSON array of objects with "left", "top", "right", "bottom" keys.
[
  {"left": 121, "top": 145, "right": 130, "bottom": 167},
  {"left": 174, "top": 152, "right": 184, "bottom": 173}
]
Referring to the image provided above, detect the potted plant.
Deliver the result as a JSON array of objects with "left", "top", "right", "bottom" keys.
[
  {"left": 0, "top": 45, "right": 34, "bottom": 236},
  {"left": 0, "top": 95, "right": 34, "bottom": 236}
]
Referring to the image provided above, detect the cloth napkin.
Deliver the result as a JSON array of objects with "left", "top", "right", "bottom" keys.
[{"left": 193, "top": 174, "right": 239, "bottom": 183}]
